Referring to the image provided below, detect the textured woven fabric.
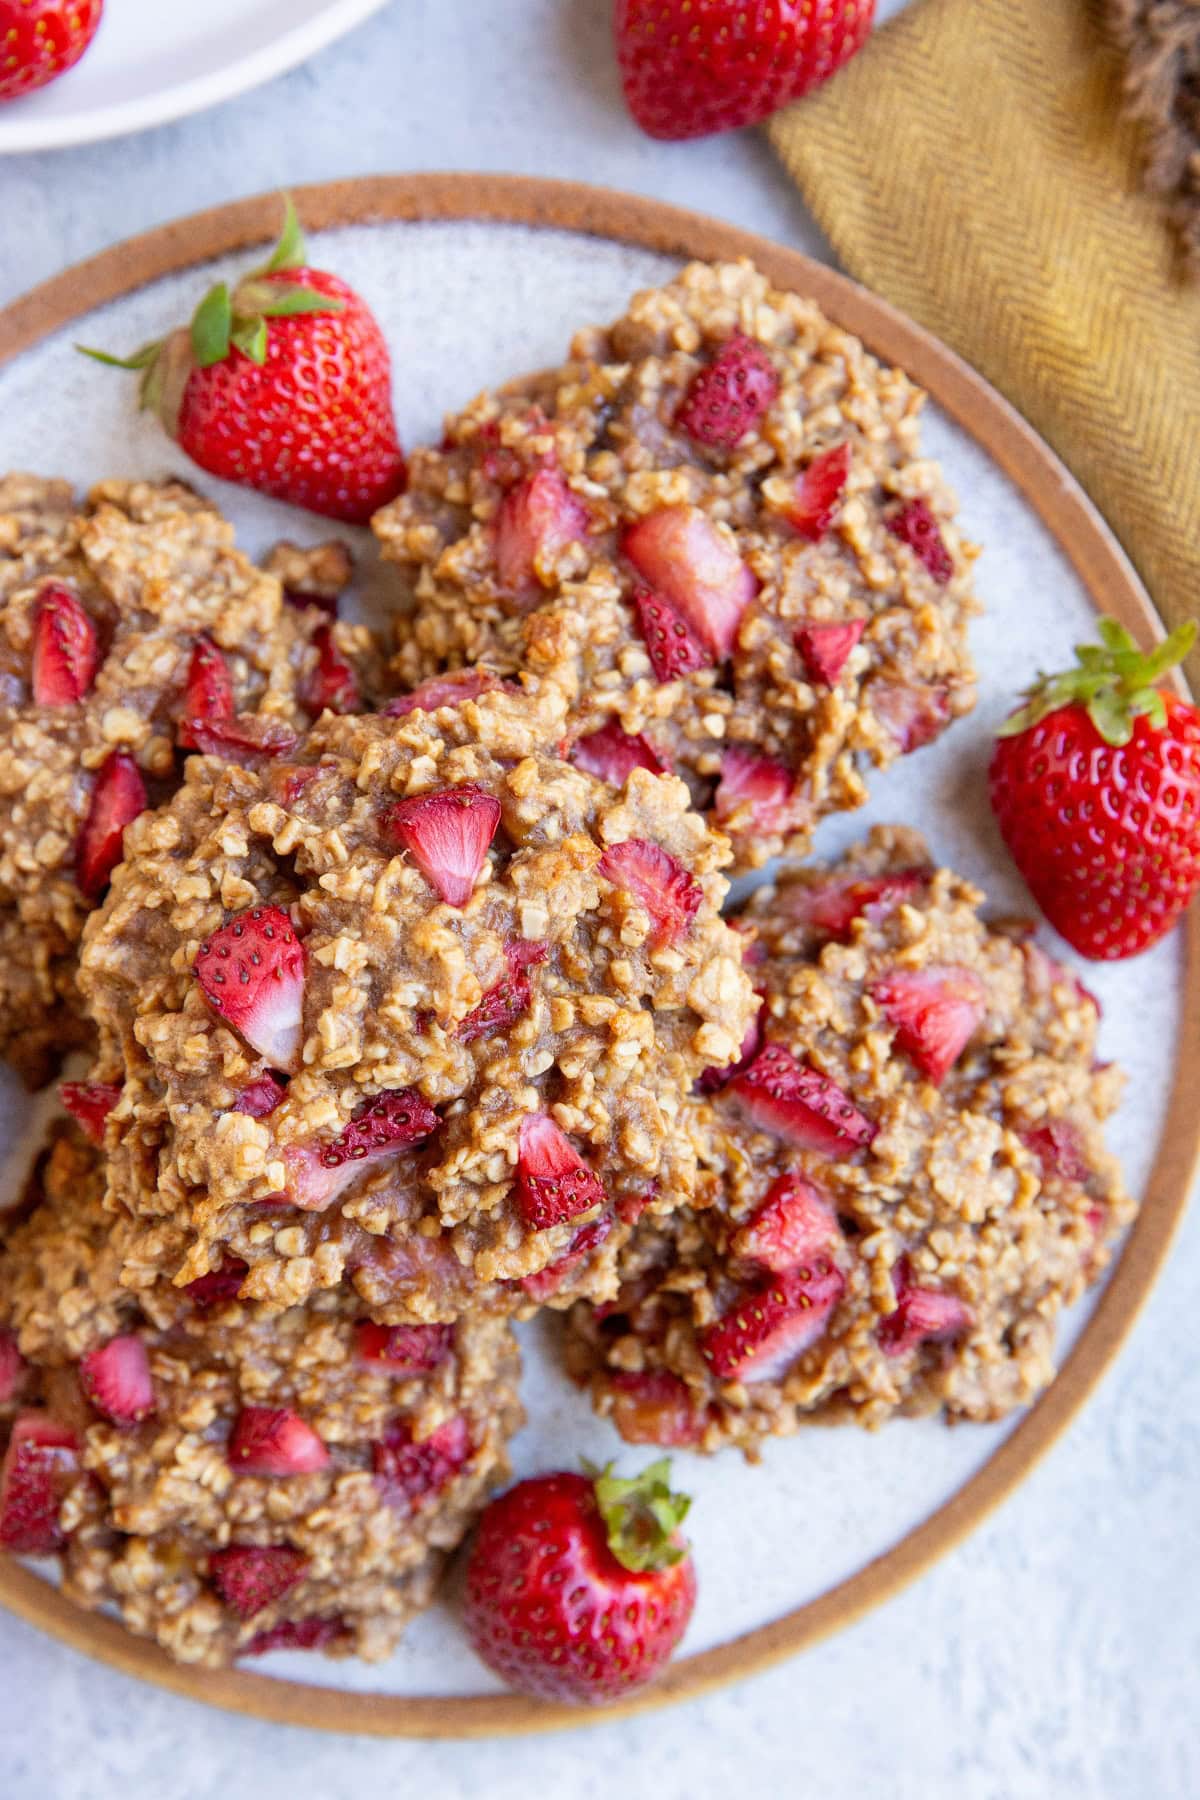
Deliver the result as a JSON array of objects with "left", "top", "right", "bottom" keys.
[{"left": 768, "top": 0, "right": 1200, "bottom": 677}]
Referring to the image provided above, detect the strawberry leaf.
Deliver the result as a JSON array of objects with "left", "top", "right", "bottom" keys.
[
  {"left": 998, "top": 616, "right": 1198, "bottom": 745},
  {"left": 236, "top": 279, "right": 344, "bottom": 320},
  {"left": 231, "top": 316, "right": 269, "bottom": 365},
  {"left": 258, "top": 193, "right": 307, "bottom": 275},
  {"left": 76, "top": 341, "right": 160, "bottom": 371},
  {"left": 190, "top": 284, "right": 233, "bottom": 368},
  {"left": 586, "top": 1457, "right": 691, "bottom": 1575}
]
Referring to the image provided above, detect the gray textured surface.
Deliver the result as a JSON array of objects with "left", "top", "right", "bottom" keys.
[{"left": 0, "top": 1, "right": 1196, "bottom": 1795}]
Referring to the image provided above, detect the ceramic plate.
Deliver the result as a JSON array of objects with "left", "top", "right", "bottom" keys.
[
  {"left": 0, "top": 177, "right": 1194, "bottom": 1736},
  {"left": 0, "top": 0, "right": 392, "bottom": 154}
]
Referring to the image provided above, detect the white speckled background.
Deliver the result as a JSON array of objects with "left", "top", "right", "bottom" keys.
[{"left": 0, "top": 2, "right": 1197, "bottom": 1795}]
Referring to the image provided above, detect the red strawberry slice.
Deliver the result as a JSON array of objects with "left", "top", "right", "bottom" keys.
[
  {"left": 870, "top": 964, "right": 986, "bottom": 1085},
  {"left": 607, "top": 1371, "right": 707, "bottom": 1447},
  {"left": 0, "top": 1412, "right": 78, "bottom": 1553},
  {"left": 75, "top": 750, "right": 147, "bottom": 900},
  {"left": 283, "top": 1087, "right": 440, "bottom": 1211},
  {"left": 736, "top": 1173, "right": 839, "bottom": 1274},
  {"left": 177, "top": 636, "right": 234, "bottom": 748},
  {"left": 373, "top": 1414, "right": 470, "bottom": 1511},
  {"left": 1021, "top": 1119, "right": 1089, "bottom": 1183},
  {"left": 228, "top": 1406, "right": 330, "bottom": 1477},
  {"left": 871, "top": 680, "right": 952, "bottom": 753},
  {"left": 515, "top": 1112, "right": 606, "bottom": 1231},
  {"left": 878, "top": 1259, "right": 972, "bottom": 1357},
  {"left": 243, "top": 1613, "right": 349, "bottom": 1657},
  {"left": 59, "top": 1079, "right": 122, "bottom": 1144},
  {"left": 700, "top": 1262, "right": 846, "bottom": 1383},
  {"left": 456, "top": 941, "right": 547, "bottom": 1045},
  {"left": 519, "top": 1214, "right": 614, "bottom": 1302},
  {"left": 382, "top": 669, "right": 499, "bottom": 717},
  {"left": 185, "top": 1257, "right": 249, "bottom": 1311},
  {"left": 0, "top": 1331, "right": 28, "bottom": 1405},
  {"left": 696, "top": 994, "right": 765, "bottom": 1094},
  {"left": 886, "top": 497, "right": 954, "bottom": 584},
  {"left": 31, "top": 583, "right": 100, "bottom": 706},
  {"left": 779, "top": 869, "right": 929, "bottom": 939},
  {"left": 630, "top": 584, "right": 714, "bottom": 682},
  {"left": 210, "top": 1543, "right": 309, "bottom": 1619},
  {"left": 194, "top": 904, "right": 306, "bottom": 1072},
  {"left": 183, "top": 714, "right": 299, "bottom": 761},
  {"left": 234, "top": 1073, "right": 287, "bottom": 1118},
  {"left": 495, "top": 468, "right": 589, "bottom": 592},
  {"left": 624, "top": 506, "right": 757, "bottom": 658},
  {"left": 597, "top": 837, "right": 703, "bottom": 947},
  {"left": 795, "top": 618, "right": 865, "bottom": 686},
  {"left": 382, "top": 784, "right": 501, "bottom": 908},
  {"left": 266, "top": 763, "right": 320, "bottom": 808},
  {"left": 570, "top": 721, "right": 666, "bottom": 786},
  {"left": 355, "top": 1321, "right": 454, "bottom": 1372},
  {"left": 300, "top": 623, "right": 360, "bottom": 716},
  {"left": 714, "top": 747, "right": 800, "bottom": 835},
  {"left": 79, "top": 1335, "right": 155, "bottom": 1426},
  {"left": 676, "top": 331, "right": 779, "bottom": 450},
  {"left": 785, "top": 444, "right": 851, "bottom": 541},
  {"left": 729, "top": 1043, "right": 877, "bottom": 1154}
]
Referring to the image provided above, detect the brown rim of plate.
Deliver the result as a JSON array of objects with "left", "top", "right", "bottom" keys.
[{"left": 0, "top": 173, "right": 1195, "bottom": 1739}]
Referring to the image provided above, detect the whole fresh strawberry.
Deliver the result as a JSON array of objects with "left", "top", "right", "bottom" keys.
[
  {"left": 82, "top": 198, "right": 405, "bottom": 524},
  {"left": 614, "top": 0, "right": 875, "bottom": 141},
  {"left": 0, "top": 0, "right": 103, "bottom": 102},
  {"left": 989, "top": 618, "right": 1200, "bottom": 960},
  {"left": 463, "top": 1459, "right": 696, "bottom": 1704}
]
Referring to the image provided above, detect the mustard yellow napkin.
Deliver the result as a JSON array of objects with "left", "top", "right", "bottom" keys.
[{"left": 769, "top": 0, "right": 1200, "bottom": 675}]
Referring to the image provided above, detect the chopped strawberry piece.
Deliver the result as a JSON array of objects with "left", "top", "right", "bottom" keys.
[
  {"left": 871, "top": 680, "right": 952, "bottom": 753},
  {"left": 194, "top": 904, "right": 306, "bottom": 1072},
  {"left": 887, "top": 498, "right": 954, "bottom": 584},
  {"left": 0, "top": 1413, "right": 78, "bottom": 1553},
  {"left": 597, "top": 837, "right": 703, "bottom": 947},
  {"left": 228, "top": 1406, "right": 330, "bottom": 1477},
  {"left": 177, "top": 636, "right": 234, "bottom": 748},
  {"left": 456, "top": 971, "right": 533, "bottom": 1044},
  {"left": 677, "top": 331, "right": 779, "bottom": 450},
  {"left": 700, "top": 1262, "right": 845, "bottom": 1383},
  {"left": 624, "top": 506, "right": 757, "bottom": 659},
  {"left": 31, "top": 583, "right": 99, "bottom": 706},
  {"left": 729, "top": 1043, "right": 877, "bottom": 1154},
  {"left": 631, "top": 585, "right": 713, "bottom": 683},
  {"left": 570, "top": 721, "right": 666, "bottom": 786},
  {"left": 519, "top": 1214, "right": 613, "bottom": 1302},
  {"left": 780, "top": 870, "right": 930, "bottom": 939},
  {"left": 0, "top": 1332, "right": 27, "bottom": 1405},
  {"left": 373, "top": 1414, "right": 470, "bottom": 1511},
  {"left": 59, "top": 1079, "right": 121, "bottom": 1144},
  {"left": 234, "top": 1073, "right": 287, "bottom": 1118},
  {"left": 515, "top": 1112, "right": 606, "bottom": 1231},
  {"left": 79, "top": 1335, "right": 154, "bottom": 1426},
  {"left": 696, "top": 994, "right": 765, "bottom": 1093},
  {"left": 184, "top": 1257, "right": 249, "bottom": 1311},
  {"left": 737, "top": 1173, "right": 839, "bottom": 1274},
  {"left": 211, "top": 1544, "right": 309, "bottom": 1619},
  {"left": 1021, "top": 1119, "right": 1089, "bottom": 1183},
  {"left": 795, "top": 617, "right": 865, "bottom": 686},
  {"left": 283, "top": 1087, "right": 440, "bottom": 1211},
  {"left": 607, "top": 1370, "right": 706, "bottom": 1447},
  {"left": 266, "top": 762, "right": 320, "bottom": 807},
  {"left": 382, "top": 784, "right": 501, "bottom": 908},
  {"left": 495, "top": 468, "right": 588, "bottom": 592},
  {"left": 870, "top": 964, "right": 986, "bottom": 1085},
  {"left": 878, "top": 1259, "right": 972, "bottom": 1356},
  {"left": 182, "top": 713, "right": 299, "bottom": 761},
  {"left": 785, "top": 444, "right": 851, "bottom": 541},
  {"left": 382, "top": 669, "right": 499, "bottom": 717},
  {"left": 355, "top": 1321, "right": 454, "bottom": 1372},
  {"left": 300, "top": 623, "right": 360, "bottom": 716},
  {"left": 714, "top": 747, "right": 800, "bottom": 835},
  {"left": 243, "top": 1614, "right": 349, "bottom": 1657},
  {"left": 75, "top": 750, "right": 147, "bottom": 901}
]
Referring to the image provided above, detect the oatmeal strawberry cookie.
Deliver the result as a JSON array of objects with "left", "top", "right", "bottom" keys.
[
  {"left": 565, "top": 828, "right": 1133, "bottom": 1453},
  {"left": 0, "top": 1122, "right": 522, "bottom": 1668},
  {"left": 375, "top": 260, "right": 978, "bottom": 870},
  {"left": 0, "top": 474, "right": 381, "bottom": 1087},
  {"left": 78, "top": 689, "right": 755, "bottom": 1323}
]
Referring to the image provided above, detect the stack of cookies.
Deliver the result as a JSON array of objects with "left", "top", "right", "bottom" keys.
[{"left": 0, "top": 262, "right": 1133, "bottom": 1675}]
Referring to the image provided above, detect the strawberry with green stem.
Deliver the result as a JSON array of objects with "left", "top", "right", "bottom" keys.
[{"left": 80, "top": 198, "right": 405, "bottom": 524}]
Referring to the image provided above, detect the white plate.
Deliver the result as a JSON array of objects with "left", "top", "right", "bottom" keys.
[{"left": 0, "top": 0, "right": 393, "bottom": 154}]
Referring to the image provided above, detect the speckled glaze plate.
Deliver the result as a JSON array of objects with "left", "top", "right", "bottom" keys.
[{"left": 0, "top": 177, "right": 1194, "bottom": 1738}]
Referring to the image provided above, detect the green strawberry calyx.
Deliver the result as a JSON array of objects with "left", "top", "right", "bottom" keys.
[
  {"left": 997, "top": 617, "right": 1198, "bottom": 748},
  {"left": 584, "top": 1457, "right": 692, "bottom": 1574},
  {"left": 75, "top": 196, "right": 344, "bottom": 434}
]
